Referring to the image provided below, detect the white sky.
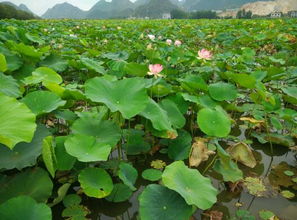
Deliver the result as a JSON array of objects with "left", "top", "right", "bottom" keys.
[{"left": 0, "top": 0, "right": 102, "bottom": 15}]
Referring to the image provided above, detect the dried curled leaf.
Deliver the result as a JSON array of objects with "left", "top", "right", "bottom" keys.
[
  {"left": 189, "top": 138, "right": 215, "bottom": 167},
  {"left": 227, "top": 142, "right": 257, "bottom": 168}
]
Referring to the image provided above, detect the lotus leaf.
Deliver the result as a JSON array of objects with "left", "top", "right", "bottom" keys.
[
  {"left": 162, "top": 161, "right": 217, "bottom": 210},
  {"left": 78, "top": 167, "right": 113, "bottom": 198},
  {"left": 0, "top": 93, "right": 36, "bottom": 149},
  {"left": 0, "top": 196, "right": 52, "bottom": 220},
  {"left": 139, "top": 184, "right": 193, "bottom": 220},
  {"left": 85, "top": 77, "right": 149, "bottom": 119}
]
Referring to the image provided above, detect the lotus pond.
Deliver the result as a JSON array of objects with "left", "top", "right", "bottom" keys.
[{"left": 0, "top": 19, "right": 296, "bottom": 220}]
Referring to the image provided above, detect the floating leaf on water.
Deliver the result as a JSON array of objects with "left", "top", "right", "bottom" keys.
[
  {"left": 62, "top": 205, "right": 90, "bottom": 219},
  {"left": 63, "top": 194, "right": 82, "bottom": 208},
  {"left": 244, "top": 177, "right": 266, "bottom": 197},
  {"left": 162, "top": 161, "right": 218, "bottom": 210},
  {"left": 280, "top": 190, "right": 295, "bottom": 199},
  {"left": 142, "top": 169, "right": 163, "bottom": 181},
  {"left": 269, "top": 162, "right": 297, "bottom": 190},
  {"left": 259, "top": 210, "right": 277, "bottom": 220},
  {"left": 139, "top": 184, "right": 193, "bottom": 220},
  {"left": 0, "top": 196, "right": 52, "bottom": 220},
  {"left": 151, "top": 160, "right": 166, "bottom": 169},
  {"left": 227, "top": 142, "right": 257, "bottom": 168},
  {"left": 189, "top": 137, "right": 215, "bottom": 167},
  {"left": 284, "top": 170, "right": 294, "bottom": 177},
  {"left": 78, "top": 167, "right": 113, "bottom": 198}
]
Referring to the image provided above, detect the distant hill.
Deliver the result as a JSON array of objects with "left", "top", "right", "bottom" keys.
[
  {"left": 241, "top": 0, "right": 297, "bottom": 16},
  {"left": 134, "top": 0, "right": 179, "bottom": 18},
  {"left": 183, "top": 0, "right": 261, "bottom": 11},
  {"left": 42, "top": 2, "right": 87, "bottom": 19},
  {"left": 86, "top": 0, "right": 135, "bottom": 19},
  {"left": 0, "top": 2, "right": 36, "bottom": 19}
]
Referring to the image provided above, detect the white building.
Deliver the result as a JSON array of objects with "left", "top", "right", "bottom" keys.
[
  {"left": 270, "top": 11, "right": 282, "bottom": 18},
  {"left": 162, "top": 13, "right": 171, "bottom": 19}
]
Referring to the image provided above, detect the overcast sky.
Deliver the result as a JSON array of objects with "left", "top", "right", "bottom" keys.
[{"left": 0, "top": 0, "right": 102, "bottom": 15}]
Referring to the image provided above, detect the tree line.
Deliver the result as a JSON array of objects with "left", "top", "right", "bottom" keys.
[{"left": 0, "top": 3, "right": 36, "bottom": 20}]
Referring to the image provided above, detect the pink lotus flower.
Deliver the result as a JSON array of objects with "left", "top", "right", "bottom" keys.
[
  {"left": 174, "top": 40, "right": 182, "bottom": 46},
  {"left": 148, "top": 34, "right": 155, "bottom": 41},
  {"left": 166, "top": 39, "right": 172, "bottom": 45},
  {"left": 198, "top": 49, "right": 212, "bottom": 60},
  {"left": 148, "top": 64, "right": 163, "bottom": 78}
]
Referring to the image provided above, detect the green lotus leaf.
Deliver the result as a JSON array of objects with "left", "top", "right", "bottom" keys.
[
  {"left": 85, "top": 77, "right": 149, "bottom": 119},
  {"left": 22, "top": 91, "right": 66, "bottom": 115},
  {"left": 197, "top": 107, "right": 231, "bottom": 137},
  {"left": 81, "top": 57, "right": 105, "bottom": 74},
  {"left": 39, "top": 54, "right": 68, "bottom": 72},
  {"left": 142, "top": 169, "right": 162, "bottom": 181},
  {"left": 213, "top": 145, "right": 243, "bottom": 182},
  {"left": 65, "top": 134, "right": 111, "bottom": 162},
  {"left": 50, "top": 183, "right": 71, "bottom": 207},
  {"left": 124, "top": 62, "right": 148, "bottom": 77},
  {"left": 25, "top": 67, "right": 63, "bottom": 85},
  {"left": 140, "top": 98, "right": 172, "bottom": 131},
  {"left": 55, "top": 136, "right": 76, "bottom": 171},
  {"left": 179, "top": 74, "right": 208, "bottom": 92},
  {"left": 0, "top": 196, "right": 52, "bottom": 220},
  {"left": 208, "top": 82, "right": 237, "bottom": 101},
  {"left": 0, "top": 93, "right": 36, "bottom": 149},
  {"left": 63, "top": 194, "right": 82, "bottom": 207},
  {"left": 122, "top": 129, "right": 151, "bottom": 155},
  {"left": 78, "top": 167, "right": 113, "bottom": 198},
  {"left": 160, "top": 99, "right": 186, "bottom": 129},
  {"left": 105, "top": 183, "right": 133, "bottom": 203},
  {"left": 162, "top": 161, "right": 217, "bottom": 210},
  {"left": 226, "top": 73, "right": 256, "bottom": 89},
  {"left": 0, "top": 125, "right": 50, "bottom": 170},
  {"left": 282, "top": 87, "right": 296, "bottom": 99},
  {"left": 0, "top": 53, "right": 7, "bottom": 72},
  {"left": 118, "top": 162, "right": 138, "bottom": 191},
  {"left": 4, "top": 53, "right": 23, "bottom": 72},
  {"left": 139, "top": 184, "right": 193, "bottom": 220},
  {"left": 42, "top": 136, "right": 57, "bottom": 178},
  {"left": 259, "top": 210, "right": 275, "bottom": 220},
  {"left": 0, "top": 167, "right": 53, "bottom": 203},
  {"left": 0, "top": 73, "right": 21, "bottom": 98},
  {"left": 15, "top": 43, "right": 43, "bottom": 58},
  {"left": 62, "top": 205, "right": 90, "bottom": 219},
  {"left": 168, "top": 130, "right": 192, "bottom": 161},
  {"left": 71, "top": 117, "right": 121, "bottom": 147},
  {"left": 25, "top": 33, "right": 45, "bottom": 45}
]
